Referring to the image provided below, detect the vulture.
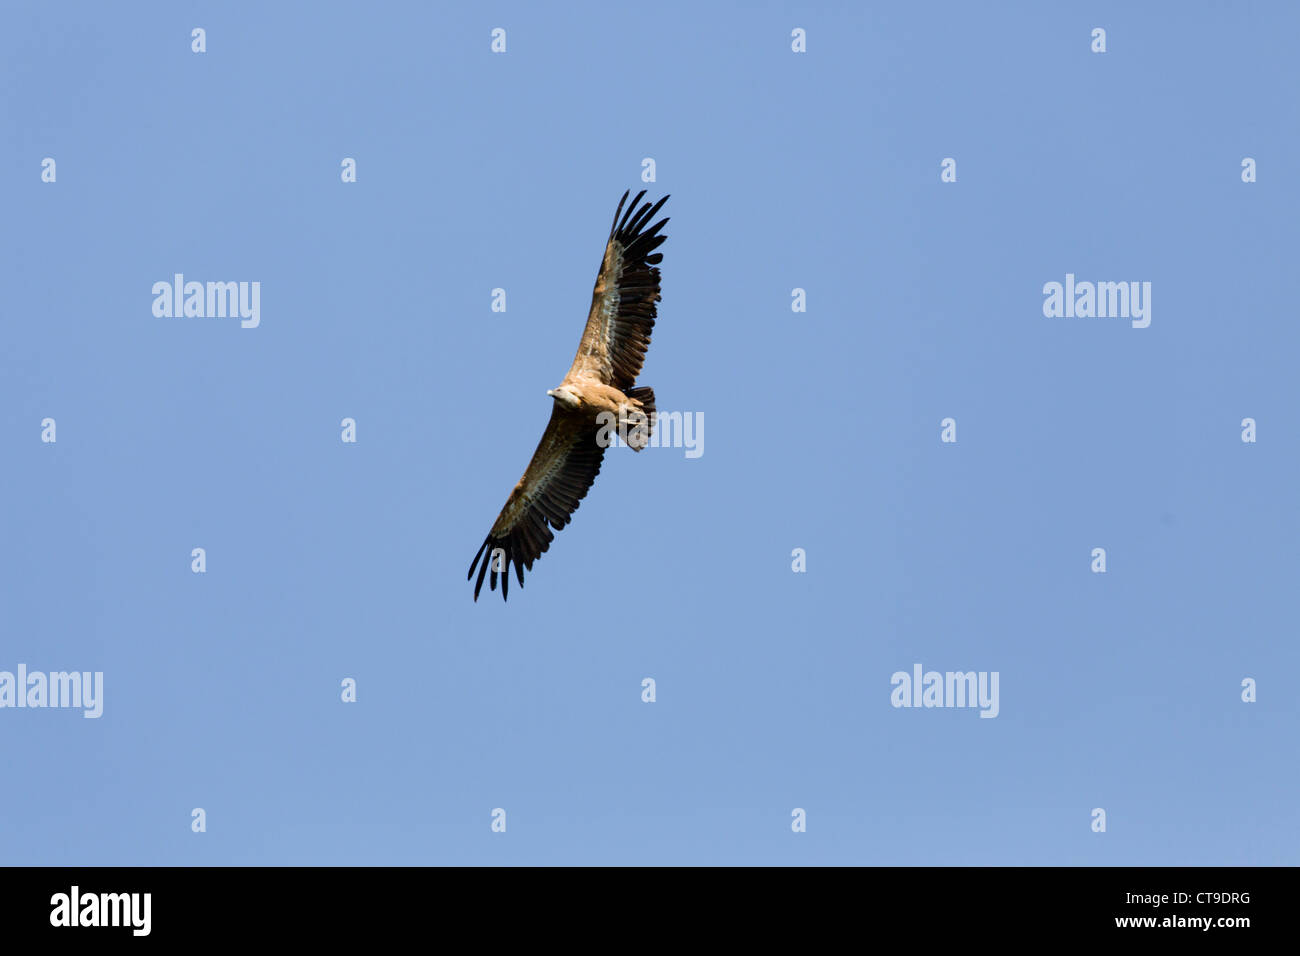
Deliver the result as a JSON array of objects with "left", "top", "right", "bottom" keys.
[{"left": 468, "top": 190, "right": 670, "bottom": 601}]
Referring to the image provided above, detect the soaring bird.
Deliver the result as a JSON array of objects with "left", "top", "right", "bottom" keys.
[{"left": 468, "top": 190, "right": 669, "bottom": 601}]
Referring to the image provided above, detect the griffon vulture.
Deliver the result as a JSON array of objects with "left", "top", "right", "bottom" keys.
[{"left": 468, "top": 190, "right": 669, "bottom": 601}]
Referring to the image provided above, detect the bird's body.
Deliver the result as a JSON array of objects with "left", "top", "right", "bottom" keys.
[
  {"left": 547, "top": 379, "right": 643, "bottom": 418},
  {"left": 468, "top": 190, "right": 669, "bottom": 601}
]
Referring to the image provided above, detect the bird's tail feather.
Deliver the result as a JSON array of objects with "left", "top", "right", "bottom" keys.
[{"left": 624, "top": 386, "right": 655, "bottom": 452}]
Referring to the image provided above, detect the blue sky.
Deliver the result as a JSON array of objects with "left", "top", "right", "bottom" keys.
[{"left": 2, "top": 1, "right": 1296, "bottom": 865}]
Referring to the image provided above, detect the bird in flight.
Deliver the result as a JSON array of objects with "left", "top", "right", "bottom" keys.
[{"left": 468, "top": 190, "right": 669, "bottom": 601}]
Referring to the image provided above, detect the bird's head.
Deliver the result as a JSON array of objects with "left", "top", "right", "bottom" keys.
[{"left": 547, "top": 386, "right": 581, "bottom": 409}]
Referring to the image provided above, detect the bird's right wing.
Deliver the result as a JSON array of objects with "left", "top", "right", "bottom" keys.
[{"left": 467, "top": 407, "right": 607, "bottom": 601}]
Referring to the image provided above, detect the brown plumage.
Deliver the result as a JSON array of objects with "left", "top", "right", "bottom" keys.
[{"left": 468, "top": 190, "right": 669, "bottom": 601}]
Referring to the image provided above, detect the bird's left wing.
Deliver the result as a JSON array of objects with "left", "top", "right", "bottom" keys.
[
  {"left": 467, "top": 407, "right": 607, "bottom": 601},
  {"left": 565, "top": 190, "right": 669, "bottom": 390}
]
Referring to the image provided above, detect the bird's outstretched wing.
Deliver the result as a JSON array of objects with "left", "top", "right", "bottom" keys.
[
  {"left": 467, "top": 407, "right": 606, "bottom": 601},
  {"left": 566, "top": 190, "right": 669, "bottom": 389}
]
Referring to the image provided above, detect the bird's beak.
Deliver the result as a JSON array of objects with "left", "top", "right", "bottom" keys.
[{"left": 546, "top": 389, "right": 555, "bottom": 397}]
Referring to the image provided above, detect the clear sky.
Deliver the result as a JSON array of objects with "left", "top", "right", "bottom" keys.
[{"left": 2, "top": 1, "right": 1296, "bottom": 865}]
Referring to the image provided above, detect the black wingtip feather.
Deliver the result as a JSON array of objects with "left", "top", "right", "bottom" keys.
[
  {"left": 627, "top": 195, "right": 669, "bottom": 237},
  {"left": 473, "top": 540, "right": 491, "bottom": 600},
  {"left": 468, "top": 535, "right": 490, "bottom": 581},
  {"left": 609, "top": 190, "right": 630, "bottom": 239},
  {"left": 619, "top": 190, "right": 647, "bottom": 234}
]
